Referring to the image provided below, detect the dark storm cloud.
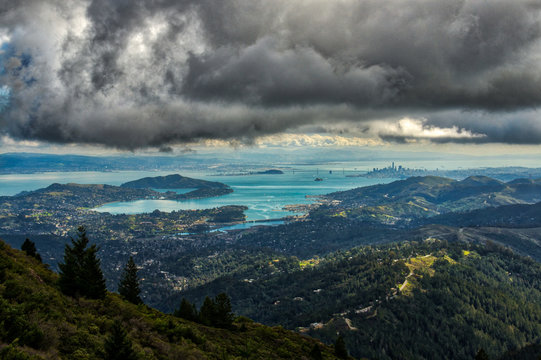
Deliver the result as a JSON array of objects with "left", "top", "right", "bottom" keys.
[
  {"left": 183, "top": 38, "right": 409, "bottom": 106},
  {"left": 1, "top": 0, "right": 541, "bottom": 149}
]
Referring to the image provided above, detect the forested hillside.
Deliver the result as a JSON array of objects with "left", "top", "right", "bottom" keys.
[
  {"left": 0, "top": 239, "right": 339, "bottom": 359},
  {"left": 178, "top": 240, "right": 541, "bottom": 359},
  {"left": 417, "top": 201, "right": 541, "bottom": 228}
]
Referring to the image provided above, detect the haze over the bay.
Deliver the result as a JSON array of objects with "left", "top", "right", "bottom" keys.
[{"left": 1, "top": 0, "right": 541, "bottom": 153}]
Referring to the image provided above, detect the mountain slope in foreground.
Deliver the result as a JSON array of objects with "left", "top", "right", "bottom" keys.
[{"left": 0, "top": 240, "right": 339, "bottom": 359}]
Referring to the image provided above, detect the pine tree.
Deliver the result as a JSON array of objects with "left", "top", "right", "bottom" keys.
[
  {"left": 83, "top": 243, "right": 107, "bottom": 299},
  {"left": 58, "top": 226, "right": 106, "bottom": 299},
  {"left": 309, "top": 344, "right": 323, "bottom": 360},
  {"left": 118, "top": 256, "right": 142, "bottom": 304},
  {"left": 213, "top": 293, "right": 234, "bottom": 328},
  {"left": 104, "top": 321, "right": 137, "bottom": 360},
  {"left": 174, "top": 298, "right": 197, "bottom": 321},
  {"left": 334, "top": 335, "right": 348, "bottom": 359},
  {"left": 58, "top": 226, "right": 88, "bottom": 297},
  {"left": 21, "top": 238, "right": 42, "bottom": 262},
  {"left": 199, "top": 296, "right": 216, "bottom": 326}
]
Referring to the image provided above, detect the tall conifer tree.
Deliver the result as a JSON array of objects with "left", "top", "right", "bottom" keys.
[
  {"left": 213, "top": 293, "right": 234, "bottom": 328},
  {"left": 83, "top": 242, "right": 107, "bottom": 299},
  {"left": 118, "top": 256, "right": 142, "bottom": 304},
  {"left": 58, "top": 226, "right": 106, "bottom": 299},
  {"left": 58, "top": 226, "right": 88, "bottom": 297},
  {"left": 334, "top": 335, "right": 348, "bottom": 359},
  {"left": 309, "top": 344, "right": 323, "bottom": 360},
  {"left": 21, "top": 238, "right": 41, "bottom": 262},
  {"left": 199, "top": 296, "right": 215, "bottom": 326},
  {"left": 174, "top": 298, "right": 197, "bottom": 321},
  {"left": 104, "top": 321, "right": 137, "bottom": 360}
]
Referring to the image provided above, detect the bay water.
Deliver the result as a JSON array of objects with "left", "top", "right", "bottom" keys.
[{"left": 2, "top": 157, "right": 538, "bottom": 223}]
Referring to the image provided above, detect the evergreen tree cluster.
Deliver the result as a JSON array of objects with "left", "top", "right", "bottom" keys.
[
  {"left": 334, "top": 335, "right": 349, "bottom": 359},
  {"left": 21, "top": 238, "right": 41, "bottom": 262},
  {"left": 309, "top": 343, "right": 323, "bottom": 360},
  {"left": 58, "top": 226, "right": 107, "bottom": 299},
  {"left": 174, "top": 293, "right": 234, "bottom": 328}
]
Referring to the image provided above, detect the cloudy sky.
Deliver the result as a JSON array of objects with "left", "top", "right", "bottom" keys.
[{"left": 1, "top": 0, "right": 541, "bottom": 154}]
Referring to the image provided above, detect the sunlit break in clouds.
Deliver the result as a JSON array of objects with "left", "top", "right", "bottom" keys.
[{"left": 1, "top": 0, "right": 541, "bottom": 150}]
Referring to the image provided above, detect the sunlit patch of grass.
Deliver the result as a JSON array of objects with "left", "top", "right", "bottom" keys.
[
  {"left": 299, "top": 258, "right": 320, "bottom": 269},
  {"left": 463, "top": 250, "right": 481, "bottom": 259},
  {"left": 401, "top": 253, "right": 458, "bottom": 295},
  {"left": 406, "top": 200, "right": 430, "bottom": 212},
  {"left": 400, "top": 279, "right": 416, "bottom": 295},
  {"left": 408, "top": 254, "right": 437, "bottom": 275},
  {"left": 443, "top": 255, "right": 457, "bottom": 264}
]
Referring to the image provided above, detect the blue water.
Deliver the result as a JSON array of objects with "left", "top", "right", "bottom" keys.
[
  {"left": 93, "top": 170, "right": 393, "bottom": 221},
  {"left": 3, "top": 156, "right": 536, "bottom": 222},
  {"left": 0, "top": 168, "right": 393, "bottom": 221}
]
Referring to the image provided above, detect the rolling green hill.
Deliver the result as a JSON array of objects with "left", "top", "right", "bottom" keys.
[
  {"left": 326, "top": 176, "right": 541, "bottom": 207},
  {"left": 418, "top": 201, "right": 541, "bottom": 228},
  {"left": 0, "top": 240, "right": 340, "bottom": 359},
  {"left": 317, "top": 176, "right": 541, "bottom": 225},
  {"left": 178, "top": 239, "right": 541, "bottom": 359}
]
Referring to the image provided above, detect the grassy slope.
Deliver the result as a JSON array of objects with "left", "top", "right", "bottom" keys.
[{"left": 0, "top": 240, "right": 339, "bottom": 360}]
